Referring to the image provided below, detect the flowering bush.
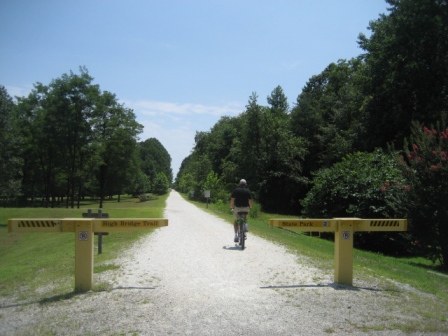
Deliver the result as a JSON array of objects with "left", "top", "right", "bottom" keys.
[{"left": 388, "top": 121, "right": 448, "bottom": 269}]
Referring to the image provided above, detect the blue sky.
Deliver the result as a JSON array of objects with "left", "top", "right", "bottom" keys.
[{"left": 1, "top": 0, "right": 389, "bottom": 177}]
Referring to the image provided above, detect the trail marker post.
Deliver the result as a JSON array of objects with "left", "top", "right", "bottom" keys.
[
  {"left": 8, "top": 217, "right": 168, "bottom": 292},
  {"left": 269, "top": 218, "right": 407, "bottom": 285},
  {"left": 204, "top": 190, "right": 210, "bottom": 208},
  {"left": 82, "top": 208, "right": 109, "bottom": 254}
]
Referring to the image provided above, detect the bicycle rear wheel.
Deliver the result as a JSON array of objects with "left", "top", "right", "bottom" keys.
[{"left": 239, "top": 221, "right": 245, "bottom": 250}]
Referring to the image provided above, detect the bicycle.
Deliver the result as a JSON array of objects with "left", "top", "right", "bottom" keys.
[{"left": 236, "top": 211, "right": 249, "bottom": 250}]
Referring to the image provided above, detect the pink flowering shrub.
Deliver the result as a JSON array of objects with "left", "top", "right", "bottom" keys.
[{"left": 389, "top": 120, "right": 448, "bottom": 269}]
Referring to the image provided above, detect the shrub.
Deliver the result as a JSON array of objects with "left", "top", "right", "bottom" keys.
[
  {"left": 139, "top": 193, "right": 157, "bottom": 202},
  {"left": 301, "top": 149, "right": 409, "bottom": 254},
  {"left": 388, "top": 121, "right": 448, "bottom": 269}
]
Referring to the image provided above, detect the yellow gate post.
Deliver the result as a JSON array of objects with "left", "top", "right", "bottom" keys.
[
  {"left": 8, "top": 217, "right": 168, "bottom": 292},
  {"left": 74, "top": 218, "right": 94, "bottom": 292},
  {"left": 334, "top": 219, "right": 355, "bottom": 285},
  {"left": 270, "top": 217, "right": 407, "bottom": 286}
]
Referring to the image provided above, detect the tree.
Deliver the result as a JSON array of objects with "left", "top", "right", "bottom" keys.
[
  {"left": 358, "top": 0, "right": 448, "bottom": 150},
  {"left": 238, "top": 92, "right": 264, "bottom": 189},
  {"left": 139, "top": 138, "right": 172, "bottom": 192},
  {"left": 257, "top": 87, "right": 307, "bottom": 213},
  {"left": 37, "top": 67, "right": 101, "bottom": 208},
  {"left": 152, "top": 172, "right": 170, "bottom": 195},
  {"left": 13, "top": 67, "right": 149, "bottom": 207},
  {"left": 0, "top": 86, "right": 21, "bottom": 201},
  {"left": 267, "top": 85, "right": 289, "bottom": 115},
  {"left": 205, "top": 116, "right": 239, "bottom": 176},
  {"left": 291, "top": 59, "right": 367, "bottom": 173},
  {"left": 91, "top": 90, "right": 143, "bottom": 207}
]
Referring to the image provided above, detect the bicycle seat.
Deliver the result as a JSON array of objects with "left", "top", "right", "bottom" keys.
[{"left": 237, "top": 211, "right": 248, "bottom": 216}]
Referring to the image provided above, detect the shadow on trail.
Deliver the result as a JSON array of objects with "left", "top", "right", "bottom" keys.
[
  {"left": 0, "top": 286, "right": 156, "bottom": 309},
  {"left": 260, "top": 282, "right": 400, "bottom": 292},
  {"left": 222, "top": 245, "right": 245, "bottom": 251},
  {"left": 112, "top": 286, "right": 156, "bottom": 290}
]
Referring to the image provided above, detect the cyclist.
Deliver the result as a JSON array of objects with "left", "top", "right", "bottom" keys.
[{"left": 229, "top": 179, "right": 252, "bottom": 242}]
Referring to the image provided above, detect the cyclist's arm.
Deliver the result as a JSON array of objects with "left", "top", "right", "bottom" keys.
[{"left": 230, "top": 197, "right": 235, "bottom": 210}]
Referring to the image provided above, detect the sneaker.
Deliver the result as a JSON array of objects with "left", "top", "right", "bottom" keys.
[{"left": 234, "top": 235, "right": 238, "bottom": 242}]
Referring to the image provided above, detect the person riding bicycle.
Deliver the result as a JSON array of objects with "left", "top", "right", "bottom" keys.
[{"left": 230, "top": 179, "right": 252, "bottom": 242}]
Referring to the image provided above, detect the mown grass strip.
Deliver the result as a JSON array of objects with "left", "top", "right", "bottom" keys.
[{"left": 0, "top": 194, "right": 168, "bottom": 298}]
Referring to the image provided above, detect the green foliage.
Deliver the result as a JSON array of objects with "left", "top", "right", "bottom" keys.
[
  {"left": 92, "top": 90, "right": 143, "bottom": 207},
  {"left": 2, "top": 68, "right": 169, "bottom": 208},
  {"left": 301, "top": 149, "right": 404, "bottom": 218},
  {"left": 386, "top": 120, "right": 448, "bottom": 269},
  {"left": 290, "top": 59, "right": 367, "bottom": 173},
  {"left": 358, "top": 0, "right": 448, "bottom": 149},
  {"left": 301, "top": 150, "right": 411, "bottom": 254},
  {"left": 138, "top": 193, "right": 158, "bottom": 202},
  {"left": 0, "top": 86, "right": 22, "bottom": 199},
  {"left": 152, "top": 172, "right": 170, "bottom": 195},
  {"left": 12, "top": 67, "right": 145, "bottom": 208},
  {"left": 175, "top": 88, "right": 308, "bottom": 213},
  {"left": 177, "top": 172, "right": 195, "bottom": 194},
  {"left": 138, "top": 138, "right": 173, "bottom": 191}
]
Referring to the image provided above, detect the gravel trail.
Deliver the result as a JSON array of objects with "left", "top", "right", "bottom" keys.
[{"left": 1, "top": 190, "right": 445, "bottom": 335}]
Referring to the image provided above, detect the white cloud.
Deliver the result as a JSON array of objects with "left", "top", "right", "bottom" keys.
[
  {"left": 5, "top": 85, "right": 33, "bottom": 99},
  {"left": 125, "top": 100, "right": 242, "bottom": 117},
  {"left": 128, "top": 99, "right": 244, "bottom": 178}
]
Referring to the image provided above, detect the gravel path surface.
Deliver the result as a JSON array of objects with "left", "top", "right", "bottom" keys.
[{"left": 1, "top": 190, "right": 446, "bottom": 335}]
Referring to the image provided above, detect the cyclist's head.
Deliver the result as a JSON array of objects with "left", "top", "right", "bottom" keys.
[{"left": 239, "top": 179, "right": 247, "bottom": 186}]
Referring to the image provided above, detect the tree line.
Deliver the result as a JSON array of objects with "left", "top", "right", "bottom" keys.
[
  {"left": 0, "top": 67, "right": 172, "bottom": 208},
  {"left": 174, "top": 0, "right": 448, "bottom": 269}
]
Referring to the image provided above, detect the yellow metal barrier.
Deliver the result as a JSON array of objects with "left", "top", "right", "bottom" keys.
[
  {"left": 270, "top": 219, "right": 336, "bottom": 232},
  {"left": 269, "top": 217, "right": 407, "bottom": 285},
  {"left": 8, "top": 217, "right": 168, "bottom": 292}
]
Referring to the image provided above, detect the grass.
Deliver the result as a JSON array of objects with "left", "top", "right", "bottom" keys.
[{"left": 0, "top": 194, "right": 168, "bottom": 299}]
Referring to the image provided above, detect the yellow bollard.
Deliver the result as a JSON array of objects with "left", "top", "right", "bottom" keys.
[
  {"left": 334, "top": 219, "right": 356, "bottom": 285},
  {"left": 72, "top": 218, "right": 94, "bottom": 292}
]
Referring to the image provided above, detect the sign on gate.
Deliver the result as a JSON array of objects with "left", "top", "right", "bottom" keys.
[
  {"left": 8, "top": 217, "right": 168, "bottom": 292},
  {"left": 270, "top": 217, "right": 407, "bottom": 285}
]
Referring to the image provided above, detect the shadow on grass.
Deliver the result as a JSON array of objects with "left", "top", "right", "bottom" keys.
[{"left": 408, "top": 261, "right": 448, "bottom": 275}]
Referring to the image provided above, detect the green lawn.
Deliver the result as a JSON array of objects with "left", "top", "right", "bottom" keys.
[{"left": 0, "top": 194, "right": 168, "bottom": 298}]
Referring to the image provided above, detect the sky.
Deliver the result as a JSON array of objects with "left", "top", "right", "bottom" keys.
[{"left": 1, "top": 0, "right": 389, "bottom": 178}]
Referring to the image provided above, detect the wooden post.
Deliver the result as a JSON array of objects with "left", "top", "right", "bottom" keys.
[{"left": 82, "top": 208, "right": 109, "bottom": 254}]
